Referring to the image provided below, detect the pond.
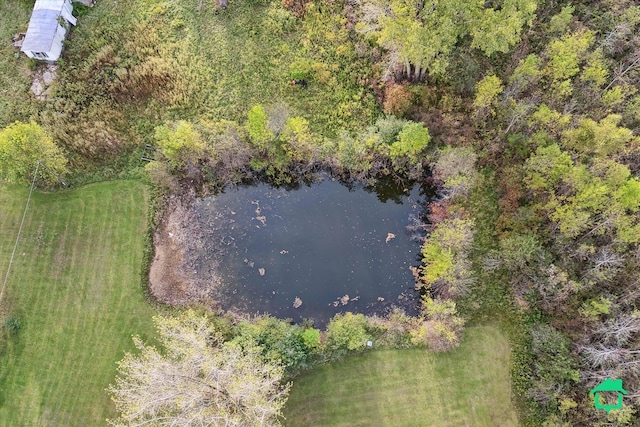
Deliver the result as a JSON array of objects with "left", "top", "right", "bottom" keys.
[{"left": 184, "top": 177, "right": 431, "bottom": 327}]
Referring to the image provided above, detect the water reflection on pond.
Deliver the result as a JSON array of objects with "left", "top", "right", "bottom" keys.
[{"left": 195, "top": 177, "right": 431, "bottom": 327}]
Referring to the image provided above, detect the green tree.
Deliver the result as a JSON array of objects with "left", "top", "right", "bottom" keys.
[
  {"left": 419, "top": 218, "right": 475, "bottom": 297},
  {"left": 470, "top": 0, "right": 538, "bottom": 56},
  {"left": 547, "top": 5, "right": 574, "bottom": 35},
  {"left": 509, "top": 54, "right": 542, "bottom": 92},
  {"left": 325, "top": 312, "right": 371, "bottom": 355},
  {"left": 421, "top": 241, "right": 454, "bottom": 285},
  {"left": 473, "top": 75, "right": 504, "bottom": 118},
  {"left": 0, "top": 121, "right": 68, "bottom": 185},
  {"left": 545, "top": 30, "right": 594, "bottom": 82},
  {"left": 580, "top": 49, "right": 609, "bottom": 88},
  {"left": 108, "top": 310, "right": 290, "bottom": 427},
  {"left": 245, "top": 105, "right": 293, "bottom": 181},
  {"left": 525, "top": 145, "right": 640, "bottom": 242},
  {"left": 370, "top": 115, "right": 408, "bottom": 146},
  {"left": 524, "top": 143, "right": 573, "bottom": 191},
  {"left": 357, "top": 0, "right": 538, "bottom": 79},
  {"left": 389, "top": 121, "right": 429, "bottom": 173},
  {"left": 154, "top": 120, "right": 205, "bottom": 172},
  {"left": 562, "top": 114, "right": 635, "bottom": 157},
  {"left": 544, "top": 29, "right": 594, "bottom": 98}
]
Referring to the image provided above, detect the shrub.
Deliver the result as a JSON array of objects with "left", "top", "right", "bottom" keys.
[
  {"left": 40, "top": 98, "right": 127, "bottom": 162},
  {"left": 364, "top": 308, "right": 416, "bottom": 348},
  {"left": 3, "top": 317, "right": 21, "bottom": 336},
  {"left": 246, "top": 105, "right": 275, "bottom": 148},
  {"left": 144, "top": 161, "right": 179, "bottom": 192},
  {"left": 281, "top": 0, "right": 310, "bottom": 18},
  {"left": 154, "top": 121, "right": 205, "bottom": 174},
  {"left": 231, "top": 316, "right": 319, "bottom": 373},
  {"left": 71, "top": 1, "right": 91, "bottom": 18},
  {"left": 383, "top": 83, "right": 414, "bottom": 118},
  {"left": 265, "top": 3, "right": 297, "bottom": 34},
  {"left": 289, "top": 58, "right": 313, "bottom": 81},
  {"left": 280, "top": 116, "right": 315, "bottom": 163},
  {"left": 410, "top": 297, "right": 464, "bottom": 352},
  {"left": 432, "top": 146, "right": 478, "bottom": 199},
  {"left": 530, "top": 323, "right": 579, "bottom": 399},
  {"left": 325, "top": 312, "right": 371, "bottom": 356},
  {"left": 334, "top": 130, "right": 372, "bottom": 179}
]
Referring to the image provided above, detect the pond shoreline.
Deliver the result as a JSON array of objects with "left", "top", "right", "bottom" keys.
[{"left": 149, "top": 177, "right": 430, "bottom": 326}]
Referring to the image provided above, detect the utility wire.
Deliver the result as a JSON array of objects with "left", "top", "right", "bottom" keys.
[{"left": 0, "top": 161, "right": 40, "bottom": 305}]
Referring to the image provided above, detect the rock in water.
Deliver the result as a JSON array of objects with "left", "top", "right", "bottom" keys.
[{"left": 293, "top": 297, "right": 302, "bottom": 308}]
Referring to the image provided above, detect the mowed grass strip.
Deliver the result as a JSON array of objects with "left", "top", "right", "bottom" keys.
[
  {"left": 284, "top": 325, "right": 519, "bottom": 427},
  {"left": 0, "top": 180, "right": 155, "bottom": 427}
]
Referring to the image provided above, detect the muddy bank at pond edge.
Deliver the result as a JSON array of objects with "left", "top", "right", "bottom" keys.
[{"left": 149, "top": 194, "right": 223, "bottom": 308}]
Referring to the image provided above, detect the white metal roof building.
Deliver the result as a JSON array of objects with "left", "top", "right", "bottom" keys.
[{"left": 21, "top": 0, "right": 77, "bottom": 61}]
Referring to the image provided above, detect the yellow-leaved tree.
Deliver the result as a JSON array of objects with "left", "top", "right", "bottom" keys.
[
  {"left": 0, "top": 121, "right": 68, "bottom": 185},
  {"left": 108, "top": 310, "right": 290, "bottom": 427}
]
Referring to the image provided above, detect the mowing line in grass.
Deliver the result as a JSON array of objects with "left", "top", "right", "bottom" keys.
[
  {"left": 284, "top": 325, "right": 519, "bottom": 427},
  {"left": 0, "top": 180, "right": 156, "bottom": 427}
]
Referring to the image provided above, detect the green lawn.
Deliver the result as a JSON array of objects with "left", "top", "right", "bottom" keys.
[
  {"left": 0, "top": 180, "right": 156, "bottom": 426},
  {"left": 284, "top": 325, "right": 519, "bottom": 427}
]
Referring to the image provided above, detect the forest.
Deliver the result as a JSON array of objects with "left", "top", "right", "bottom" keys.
[{"left": 1, "top": 0, "right": 640, "bottom": 425}]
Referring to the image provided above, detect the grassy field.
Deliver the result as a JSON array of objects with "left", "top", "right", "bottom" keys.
[
  {"left": 284, "top": 325, "right": 519, "bottom": 427},
  {"left": 0, "top": 180, "right": 156, "bottom": 426}
]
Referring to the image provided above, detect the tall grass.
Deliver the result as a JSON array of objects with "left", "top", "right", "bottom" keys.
[{"left": 0, "top": 0, "right": 38, "bottom": 127}]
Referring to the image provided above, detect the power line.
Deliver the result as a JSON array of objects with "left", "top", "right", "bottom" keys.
[{"left": 0, "top": 161, "right": 40, "bottom": 305}]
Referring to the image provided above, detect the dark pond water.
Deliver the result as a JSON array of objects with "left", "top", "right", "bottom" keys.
[{"left": 193, "top": 177, "right": 430, "bottom": 327}]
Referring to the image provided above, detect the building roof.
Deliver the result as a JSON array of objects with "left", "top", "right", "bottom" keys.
[
  {"left": 21, "top": 8, "right": 60, "bottom": 53},
  {"left": 21, "top": 0, "right": 69, "bottom": 53},
  {"left": 590, "top": 378, "right": 628, "bottom": 394}
]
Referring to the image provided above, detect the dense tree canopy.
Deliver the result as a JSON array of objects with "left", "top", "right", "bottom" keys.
[{"left": 356, "top": 0, "right": 538, "bottom": 79}]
